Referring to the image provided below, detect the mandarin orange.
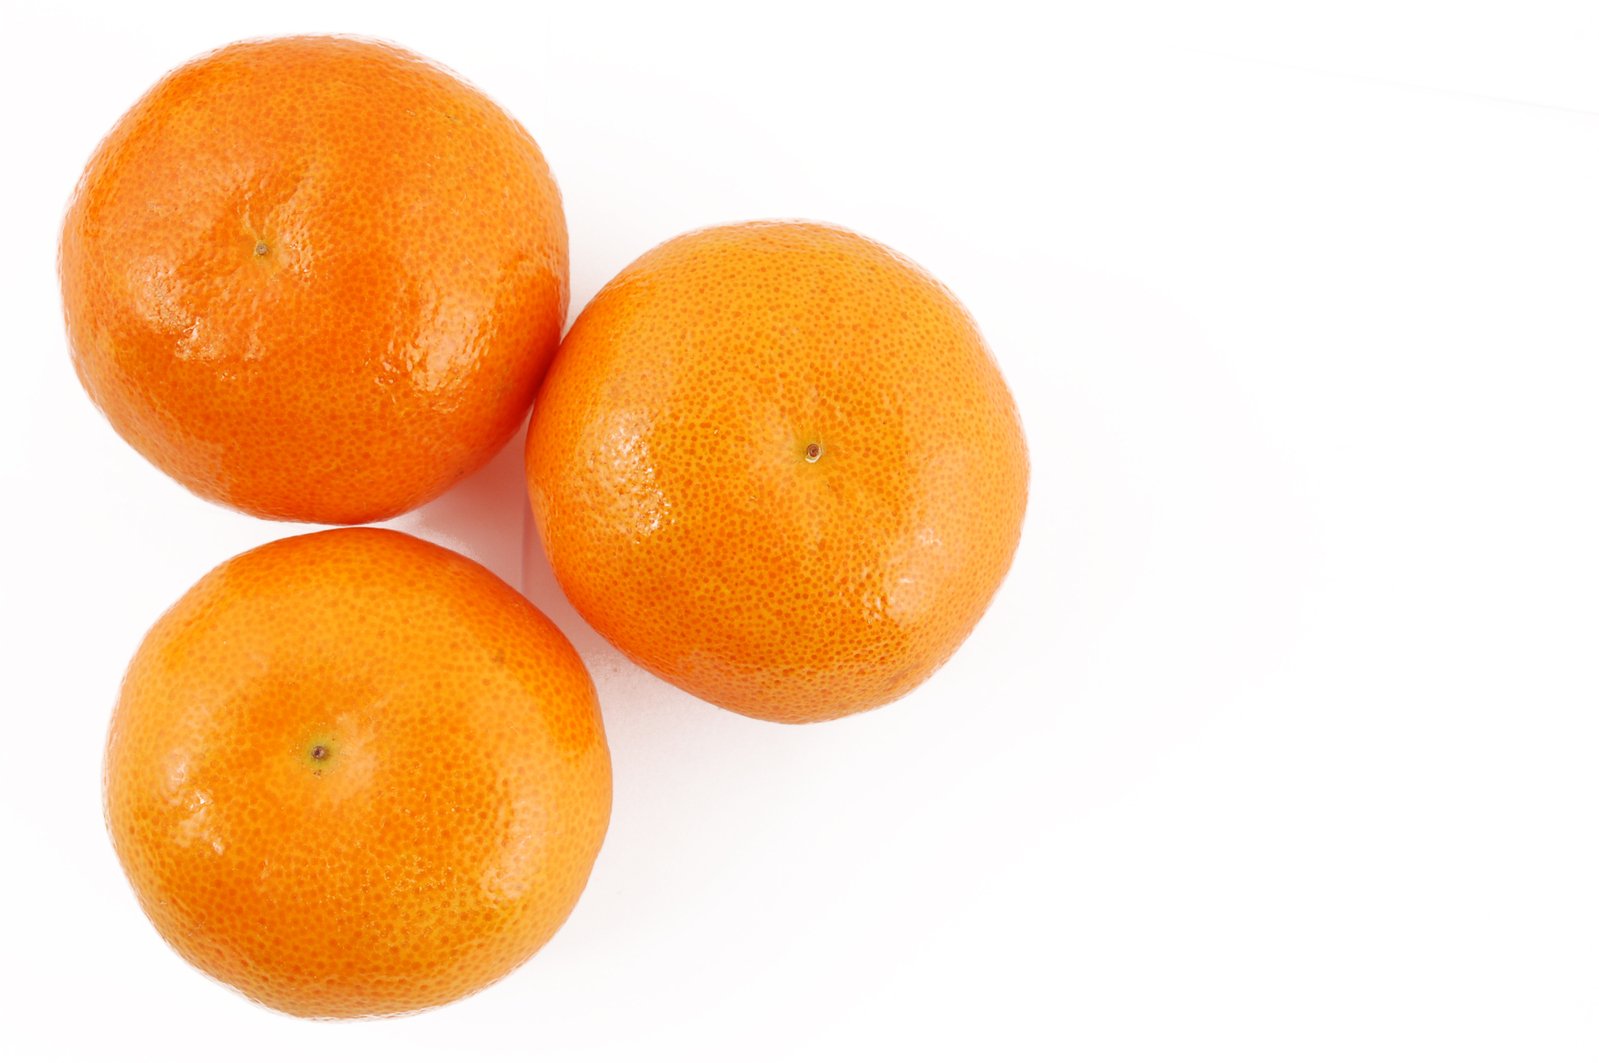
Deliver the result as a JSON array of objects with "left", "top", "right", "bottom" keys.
[
  {"left": 103, "top": 529, "right": 611, "bottom": 1018},
  {"left": 61, "top": 36, "right": 568, "bottom": 523},
  {"left": 525, "top": 221, "right": 1028, "bottom": 723}
]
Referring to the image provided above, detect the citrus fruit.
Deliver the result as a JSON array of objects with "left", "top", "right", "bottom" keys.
[
  {"left": 103, "top": 528, "right": 611, "bottom": 1018},
  {"left": 525, "top": 221, "right": 1028, "bottom": 723},
  {"left": 61, "top": 36, "right": 568, "bottom": 523}
]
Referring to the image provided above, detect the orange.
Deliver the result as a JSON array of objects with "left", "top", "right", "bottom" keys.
[
  {"left": 103, "top": 529, "right": 611, "bottom": 1018},
  {"left": 60, "top": 36, "right": 568, "bottom": 523},
  {"left": 526, "top": 221, "right": 1028, "bottom": 723}
]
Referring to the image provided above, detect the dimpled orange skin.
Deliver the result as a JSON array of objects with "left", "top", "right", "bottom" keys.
[
  {"left": 61, "top": 36, "right": 568, "bottom": 523},
  {"left": 103, "top": 529, "right": 611, "bottom": 1018},
  {"left": 526, "top": 222, "right": 1028, "bottom": 724}
]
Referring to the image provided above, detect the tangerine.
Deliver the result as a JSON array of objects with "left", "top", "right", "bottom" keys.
[
  {"left": 61, "top": 36, "right": 568, "bottom": 523},
  {"left": 525, "top": 221, "right": 1028, "bottom": 723},
  {"left": 103, "top": 529, "right": 611, "bottom": 1017}
]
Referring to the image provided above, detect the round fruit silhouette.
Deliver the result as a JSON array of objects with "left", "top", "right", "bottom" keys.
[
  {"left": 526, "top": 221, "right": 1028, "bottom": 723},
  {"left": 103, "top": 529, "right": 611, "bottom": 1018},
  {"left": 61, "top": 36, "right": 568, "bottom": 524}
]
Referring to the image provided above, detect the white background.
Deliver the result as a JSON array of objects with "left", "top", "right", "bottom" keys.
[{"left": 2, "top": 1, "right": 1596, "bottom": 1059}]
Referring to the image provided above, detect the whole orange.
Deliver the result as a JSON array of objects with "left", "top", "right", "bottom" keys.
[
  {"left": 103, "top": 529, "right": 611, "bottom": 1018},
  {"left": 525, "top": 221, "right": 1028, "bottom": 723},
  {"left": 61, "top": 36, "right": 568, "bottom": 523}
]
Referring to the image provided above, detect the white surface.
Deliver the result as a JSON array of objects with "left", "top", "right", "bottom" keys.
[{"left": 2, "top": 1, "right": 1597, "bottom": 1059}]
